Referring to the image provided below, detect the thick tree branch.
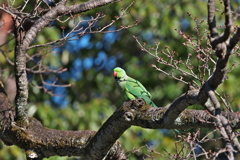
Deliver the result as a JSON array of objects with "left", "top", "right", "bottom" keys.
[
  {"left": 13, "top": 18, "right": 29, "bottom": 122},
  {"left": 207, "top": 89, "right": 237, "bottom": 156},
  {"left": 162, "top": 87, "right": 200, "bottom": 126},
  {"left": 85, "top": 106, "right": 130, "bottom": 160},
  {"left": 0, "top": 83, "right": 127, "bottom": 160},
  {"left": 2, "top": 82, "right": 240, "bottom": 159},
  {"left": 229, "top": 27, "right": 240, "bottom": 50},
  {"left": 207, "top": 0, "right": 218, "bottom": 39},
  {"left": 124, "top": 99, "right": 240, "bottom": 130},
  {"left": 221, "top": 0, "right": 233, "bottom": 42},
  {"left": 10, "top": 118, "right": 127, "bottom": 160}
]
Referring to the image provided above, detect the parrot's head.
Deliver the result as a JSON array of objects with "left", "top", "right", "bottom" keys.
[{"left": 113, "top": 67, "right": 126, "bottom": 79}]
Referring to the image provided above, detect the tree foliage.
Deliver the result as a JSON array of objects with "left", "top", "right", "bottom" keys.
[{"left": 1, "top": 0, "right": 240, "bottom": 159}]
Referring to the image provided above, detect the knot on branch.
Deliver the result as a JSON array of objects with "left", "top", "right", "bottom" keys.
[
  {"left": 133, "top": 98, "right": 146, "bottom": 107},
  {"left": 214, "top": 43, "right": 227, "bottom": 59},
  {"left": 26, "top": 149, "right": 39, "bottom": 159},
  {"left": 124, "top": 112, "right": 134, "bottom": 121},
  {"left": 122, "top": 98, "right": 146, "bottom": 110},
  {"left": 122, "top": 98, "right": 150, "bottom": 113},
  {"left": 121, "top": 98, "right": 149, "bottom": 121}
]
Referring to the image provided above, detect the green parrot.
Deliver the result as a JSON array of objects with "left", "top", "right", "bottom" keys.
[
  {"left": 113, "top": 67, "right": 158, "bottom": 108},
  {"left": 113, "top": 67, "right": 180, "bottom": 133}
]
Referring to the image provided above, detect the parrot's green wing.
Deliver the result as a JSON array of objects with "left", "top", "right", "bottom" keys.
[{"left": 124, "top": 77, "right": 158, "bottom": 108}]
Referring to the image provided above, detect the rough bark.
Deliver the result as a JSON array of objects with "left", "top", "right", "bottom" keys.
[{"left": 1, "top": 85, "right": 240, "bottom": 159}]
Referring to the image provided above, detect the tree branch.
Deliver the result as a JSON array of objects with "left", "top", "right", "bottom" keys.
[
  {"left": 221, "top": 0, "right": 233, "bottom": 42},
  {"left": 207, "top": 0, "right": 218, "bottom": 39},
  {"left": 2, "top": 81, "right": 240, "bottom": 159},
  {"left": 22, "top": 0, "right": 118, "bottom": 50},
  {"left": 229, "top": 27, "right": 240, "bottom": 50},
  {"left": 85, "top": 106, "right": 131, "bottom": 159},
  {"left": 13, "top": 17, "right": 29, "bottom": 122}
]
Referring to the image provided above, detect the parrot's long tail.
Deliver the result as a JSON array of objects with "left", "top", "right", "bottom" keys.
[{"left": 150, "top": 101, "right": 158, "bottom": 108}]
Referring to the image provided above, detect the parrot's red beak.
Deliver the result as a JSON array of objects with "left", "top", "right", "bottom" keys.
[{"left": 113, "top": 71, "right": 117, "bottom": 77}]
